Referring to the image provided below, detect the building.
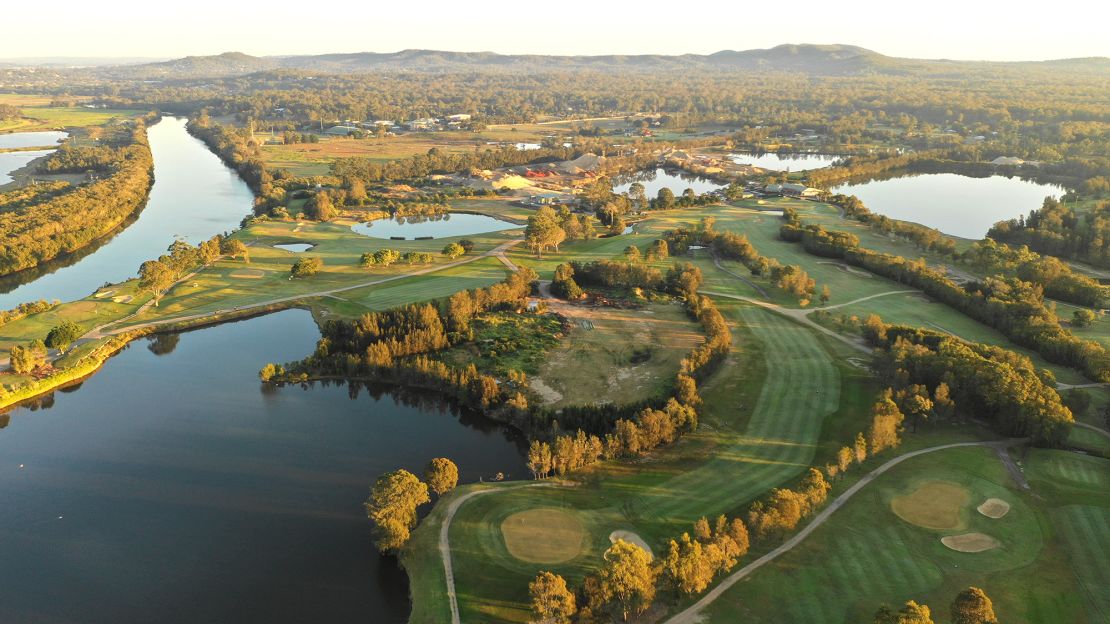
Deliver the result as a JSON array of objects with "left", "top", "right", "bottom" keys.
[
  {"left": 324, "top": 125, "right": 359, "bottom": 136},
  {"left": 446, "top": 114, "right": 472, "bottom": 122}
]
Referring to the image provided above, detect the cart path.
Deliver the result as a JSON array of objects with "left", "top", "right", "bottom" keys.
[
  {"left": 663, "top": 440, "right": 1016, "bottom": 624},
  {"left": 81, "top": 239, "right": 523, "bottom": 340}
]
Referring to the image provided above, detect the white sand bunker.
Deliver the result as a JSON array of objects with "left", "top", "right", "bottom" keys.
[
  {"left": 942, "top": 532, "right": 1001, "bottom": 553},
  {"left": 93, "top": 290, "right": 114, "bottom": 299},
  {"left": 111, "top": 295, "right": 133, "bottom": 304},
  {"left": 609, "top": 530, "right": 653, "bottom": 559},
  {"left": 977, "top": 498, "right": 1011, "bottom": 519}
]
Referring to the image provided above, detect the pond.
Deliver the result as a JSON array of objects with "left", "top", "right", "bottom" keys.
[
  {"left": 730, "top": 152, "right": 840, "bottom": 171},
  {"left": 0, "top": 131, "right": 68, "bottom": 150},
  {"left": 352, "top": 213, "right": 520, "bottom": 240},
  {"left": 831, "top": 173, "right": 1064, "bottom": 239},
  {"left": 0, "top": 117, "right": 253, "bottom": 308},
  {"left": 0, "top": 149, "right": 53, "bottom": 185},
  {"left": 273, "top": 243, "right": 315, "bottom": 253},
  {"left": 613, "top": 167, "right": 725, "bottom": 198},
  {"left": 0, "top": 309, "right": 527, "bottom": 623}
]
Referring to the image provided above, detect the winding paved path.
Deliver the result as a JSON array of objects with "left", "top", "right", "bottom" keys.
[
  {"left": 702, "top": 290, "right": 871, "bottom": 354},
  {"left": 83, "top": 239, "right": 523, "bottom": 340},
  {"left": 663, "top": 440, "right": 1013, "bottom": 624}
]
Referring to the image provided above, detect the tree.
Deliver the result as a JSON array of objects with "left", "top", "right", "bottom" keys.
[
  {"left": 363, "top": 249, "right": 401, "bottom": 267},
  {"left": 458, "top": 239, "right": 476, "bottom": 253},
  {"left": 306, "top": 192, "right": 335, "bottom": 221},
  {"left": 364, "top": 469, "right": 430, "bottom": 553},
  {"left": 656, "top": 187, "right": 676, "bottom": 210},
  {"left": 868, "top": 390, "right": 905, "bottom": 453},
  {"left": 663, "top": 533, "right": 714, "bottom": 594},
  {"left": 624, "top": 245, "right": 642, "bottom": 263},
  {"left": 424, "top": 457, "right": 459, "bottom": 496},
  {"left": 951, "top": 587, "right": 998, "bottom": 624},
  {"left": 525, "top": 206, "right": 567, "bottom": 257},
  {"left": 1062, "top": 388, "right": 1091, "bottom": 418},
  {"left": 527, "top": 440, "right": 553, "bottom": 479},
  {"left": 259, "top": 362, "right": 284, "bottom": 382},
  {"left": 291, "top": 256, "right": 323, "bottom": 278},
  {"left": 138, "top": 259, "right": 175, "bottom": 306},
  {"left": 646, "top": 239, "right": 669, "bottom": 262},
  {"left": 221, "top": 239, "right": 249, "bottom": 263},
  {"left": 820, "top": 284, "right": 832, "bottom": 305},
  {"left": 896, "top": 384, "right": 933, "bottom": 433},
  {"left": 528, "top": 571, "right": 577, "bottom": 624},
  {"left": 598, "top": 540, "right": 656, "bottom": 621},
  {"left": 627, "top": 182, "right": 647, "bottom": 208},
  {"left": 45, "top": 320, "right": 82, "bottom": 354},
  {"left": 933, "top": 382, "right": 956, "bottom": 421},
  {"left": 442, "top": 242, "right": 465, "bottom": 259},
  {"left": 893, "top": 600, "right": 935, "bottom": 624},
  {"left": 1072, "top": 308, "right": 1096, "bottom": 327},
  {"left": 9, "top": 340, "right": 47, "bottom": 374}
]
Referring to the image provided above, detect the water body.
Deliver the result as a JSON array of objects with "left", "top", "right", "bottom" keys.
[
  {"left": 0, "top": 149, "right": 53, "bottom": 185},
  {"left": 0, "top": 131, "right": 68, "bottom": 150},
  {"left": 614, "top": 167, "right": 725, "bottom": 198},
  {"left": 831, "top": 173, "right": 1064, "bottom": 239},
  {"left": 0, "top": 117, "right": 252, "bottom": 308},
  {"left": 353, "top": 213, "right": 519, "bottom": 239},
  {"left": 0, "top": 310, "right": 527, "bottom": 623},
  {"left": 729, "top": 152, "right": 840, "bottom": 171}
]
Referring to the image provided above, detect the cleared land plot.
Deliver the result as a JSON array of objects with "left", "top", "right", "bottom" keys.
[
  {"left": 532, "top": 302, "right": 702, "bottom": 408},
  {"left": 697, "top": 446, "right": 1059, "bottom": 624},
  {"left": 0, "top": 106, "right": 145, "bottom": 132}
]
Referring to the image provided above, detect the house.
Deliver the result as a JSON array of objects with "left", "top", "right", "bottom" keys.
[
  {"left": 405, "top": 118, "right": 440, "bottom": 131},
  {"left": 781, "top": 183, "right": 822, "bottom": 198},
  {"left": 446, "top": 114, "right": 472, "bottom": 122},
  {"left": 522, "top": 193, "right": 577, "bottom": 207}
]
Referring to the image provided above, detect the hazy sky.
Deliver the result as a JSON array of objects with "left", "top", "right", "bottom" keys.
[{"left": 2, "top": 0, "right": 1107, "bottom": 61}]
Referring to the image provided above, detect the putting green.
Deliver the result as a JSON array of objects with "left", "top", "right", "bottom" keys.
[
  {"left": 501, "top": 508, "right": 586, "bottom": 564},
  {"left": 891, "top": 480, "right": 970, "bottom": 530}
]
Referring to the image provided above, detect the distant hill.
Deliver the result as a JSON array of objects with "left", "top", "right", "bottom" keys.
[{"left": 94, "top": 45, "right": 1110, "bottom": 78}]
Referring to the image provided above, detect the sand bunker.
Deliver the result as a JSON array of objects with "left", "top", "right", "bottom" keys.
[
  {"left": 111, "top": 295, "right": 133, "bottom": 304},
  {"left": 977, "top": 498, "right": 1011, "bottom": 519},
  {"left": 891, "top": 481, "right": 970, "bottom": 530},
  {"left": 230, "top": 269, "right": 265, "bottom": 279},
  {"left": 502, "top": 508, "right": 586, "bottom": 564},
  {"left": 942, "top": 532, "right": 1001, "bottom": 553},
  {"left": 93, "top": 290, "right": 114, "bottom": 299},
  {"left": 609, "top": 530, "right": 654, "bottom": 559}
]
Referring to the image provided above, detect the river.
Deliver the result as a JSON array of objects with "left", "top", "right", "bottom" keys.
[
  {"left": 0, "top": 117, "right": 253, "bottom": 308},
  {"left": 831, "top": 172, "right": 1064, "bottom": 239},
  {"left": 0, "top": 309, "right": 527, "bottom": 623}
]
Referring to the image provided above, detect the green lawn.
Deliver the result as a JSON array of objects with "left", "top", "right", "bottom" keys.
[{"left": 698, "top": 445, "right": 1086, "bottom": 624}]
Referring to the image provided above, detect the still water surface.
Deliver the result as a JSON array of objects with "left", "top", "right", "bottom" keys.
[
  {"left": 729, "top": 152, "right": 840, "bottom": 171},
  {"left": 613, "top": 167, "right": 725, "bottom": 198},
  {"left": 831, "top": 173, "right": 1064, "bottom": 239},
  {"left": 0, "top": 310, "right": 526, "bottom": 623},
  {"left": 0, "top": 117, "right": 251, "bottom": 308},
  {"left": 0, "top": 149, "right": 53, "bottom": 185},
  {"left": 0, "top": 131, "right": 68, "bottom": 149},
  {"left": 353, "top": 213, "right": 519, "bottom": 239}
]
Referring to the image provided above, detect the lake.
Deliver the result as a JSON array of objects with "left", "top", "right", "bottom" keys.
[
  {"left": 352, "top": 213, "right": 519, "bottom": 239},
  {"left": 614, "top": 167, "right": 725, "bottom": 198},
  {"left": 0, "top": 117, "right": 253, "bottom": 308},
  {"left": 831, "top": 173, "right": 1064, "bottom": 239},
  {"left": 273, "top": 243, "right": 315, "bottom": 253},
  {"left": 0, "top": 309, "right": 527, "bottom": 623},
  {"left": 0, "top": 131, "right": 68, "bottom": 150},
  {"left": 0, "top": 149, "right": 53, "bottom": 185},
  {"left": 730, "top": 152, "right": 840, "bottom": 171}
]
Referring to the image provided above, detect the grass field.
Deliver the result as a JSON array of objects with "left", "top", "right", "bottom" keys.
[
  {"left": 0, "top": 106, "right": 146, "bottom": 132},
  {"left": 696, "top": 445, "right": 1082, "bottom": 624}
]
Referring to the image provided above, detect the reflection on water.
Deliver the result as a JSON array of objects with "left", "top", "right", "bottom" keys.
[
  {"left": 0, "top": 117, "right": 252, "bottom": 308},
  {"left": 0, "top": 149, "right": 54, "bottom": 185},
  {"left": 729, "top": 151, "right": 840, "bottom": 171},
  {"left": 0, "top": 310, "right": 526, "bottom": 623},
  {"left": 831, "top": 173, "right": 1064, "bottom": 239},
  {"left": 0, "top": 131, "right": 68, "bottom": 149},
  {"left": 352, "top": 212, "right": 519, "bottom": 239},
  {"left": 613, "top": 167, "right": 725, "bottom": 198}
]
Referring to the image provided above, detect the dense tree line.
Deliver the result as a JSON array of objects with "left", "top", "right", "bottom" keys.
[
  {"left": 779, "top": 219, "right": 1110, "bottom": 381},
  {"left": 0, "top": 119, "right": 155, "bottom": 277},
  {"left": 960, "top": 237, "right": 1107, "bottom": 307},
  {"left": 0, "top": 300, "right": 58, "bottom": 328},
  {"left": 137, "top": 237, "right": 225, "bottom": 305},
  {"left": 823, "top": 195, "right": 958, "bottom": 255},
  {"left": 872, "top": 586, "right": 998, "bottom": 624},
  {"left": 989, "top": 196, "right": 1110, "bottom": 268},
  {"left": 865, "top": 317, "right": 1073, "bottom": 445}
]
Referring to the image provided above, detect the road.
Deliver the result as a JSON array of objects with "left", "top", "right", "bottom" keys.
[{"left": 663, "top": 440, "right": 1014, "bottom": 624}]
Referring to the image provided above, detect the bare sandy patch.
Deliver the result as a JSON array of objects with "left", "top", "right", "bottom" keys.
[
  {"left": 529, "top": 377, "right": 564, "bottom": 404},
  {"left": 977, "top": 498, "right": 1011, "bottom": 519},
  {"left": 609, "top": 530, "right": 654, "bottom": 559},
  {"left": 111, "top": 295, "right": 133, "bottom": 304},
  {"left": 942, "top": 532, "right": 1001, "bottom": 553},
  {"left": 93, "top": 290, "right": 114, "bottom": 299},
  {"left": 230, "top": 269, "right": 265, "bottom": 279}
]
